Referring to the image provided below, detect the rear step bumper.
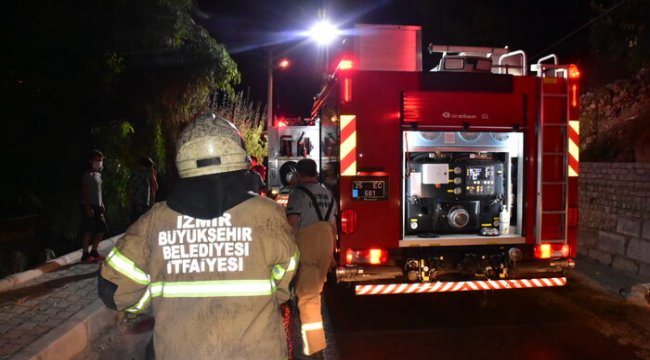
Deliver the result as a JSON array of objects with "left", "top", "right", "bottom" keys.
[
  {"left": 355, "top": 277, "right": 567, "bottom": 295},
  {"left": 337, "top": 258, "right": 575, "bottom": 295},
  {"left": 336, "top": 258, "right": 574, "bottom": 282}
]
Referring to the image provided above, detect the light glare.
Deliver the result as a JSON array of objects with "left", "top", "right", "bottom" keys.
[
  {"left": 369, "top": 249, "right": 383, "bottom": 264},
  {"left": 309, "top": 20, "right": 338, "bottom": 45},
  {"left": 338, "top": 59, "right": 353, "bottom": 70},
  {"left": 278, "top": 58, "right": 290, "bottom": 69}
]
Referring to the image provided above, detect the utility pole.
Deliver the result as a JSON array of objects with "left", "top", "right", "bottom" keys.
[{"left": 266, "top": 49, "right": 274, "bottom": 130}]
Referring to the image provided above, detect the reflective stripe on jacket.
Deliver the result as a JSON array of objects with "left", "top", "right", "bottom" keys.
[{"left": 100, "top": 199, "right": 298, "bottom": 360}]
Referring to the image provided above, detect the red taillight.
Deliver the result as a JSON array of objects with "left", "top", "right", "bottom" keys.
[
  {"left": 571, "top": 84, "right": 577, "bottom": 107},
  {"left": 342, "top": 77, "right": 352, "bottom": 103},
  {"left": 535, "top": 243, "right": 570, "bottom": 259},
  {"left": 345, "top": 248, "right": 388, "bottom": 265},
  {"left": 568, "top": 76, "right": 580, "bottom": 120},
  {"left": 345, "top": 250, "right": 353, "bottom": 264},
  {"left": 568, "top": 64, "right": 580, "bottom": 79},
  {"left": 338, "top": 59, "right": 353, "bottom": 71},
  {"left": 536, "top": 244, "right": 552, "bottom": 259},
  {"left": 561, "top": 244, "right": 570, "bottom": 258},
  {"left": 341, "top": 209, "right": 357, "bottom": 235},
  {"left": 369, "top": 249, "right": 384, "bottom": 264}
]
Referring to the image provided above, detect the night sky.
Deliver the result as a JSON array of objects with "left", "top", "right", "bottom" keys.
[{"left": 196, "top": 0, "right": 592, "bottom": 117}]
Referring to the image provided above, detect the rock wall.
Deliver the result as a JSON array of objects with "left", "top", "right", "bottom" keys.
[{"left": 579, "top": 162, "right": 650, "bottom": 277}]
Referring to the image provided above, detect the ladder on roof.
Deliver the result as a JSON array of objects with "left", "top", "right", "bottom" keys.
[{"left": 536, "top": 61, "right": 570, "bottom": 245}]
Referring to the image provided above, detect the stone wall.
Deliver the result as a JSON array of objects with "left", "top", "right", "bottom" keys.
[{"left": 579, "top": 162, "right": 650, "bottom": 277}]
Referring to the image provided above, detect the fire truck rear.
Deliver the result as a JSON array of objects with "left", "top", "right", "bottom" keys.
[{"left": 270, "top": 24, "right": 581, "bottom": 295}]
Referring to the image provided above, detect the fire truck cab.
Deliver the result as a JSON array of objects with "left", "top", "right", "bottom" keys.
[{"left": 269, "top": 24, "right": 581, "bottom": 295}]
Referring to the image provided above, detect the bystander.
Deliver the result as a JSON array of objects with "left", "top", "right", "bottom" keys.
[{"left": 80, "top": 149, "right": 107, "bottom": 263}]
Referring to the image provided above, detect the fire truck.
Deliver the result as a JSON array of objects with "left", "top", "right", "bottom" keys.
[{"left": 267, "top": 24, "right": 581, "bottom": 295}]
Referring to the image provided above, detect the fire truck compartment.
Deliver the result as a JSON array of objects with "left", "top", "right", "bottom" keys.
[
  {"left": 402, "top": 131, "right": 524, "bottom": 246},
  {"left": 267, "top": 125, "right": 321, "bottom": 191}
]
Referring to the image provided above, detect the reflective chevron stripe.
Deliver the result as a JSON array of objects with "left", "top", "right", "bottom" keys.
[
  {"left": 568, "top": 120, "right": 579, "bottom": 177},
  {"left": 355, "top": 277, "right": 567, "bottom": 295},
  {"left": 340, "top": 115, "right": 357, "bottom": 176}
]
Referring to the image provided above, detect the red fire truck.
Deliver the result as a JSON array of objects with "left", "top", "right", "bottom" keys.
[{"left": 268, "top": 24, "right": 580, "bottom": 295}]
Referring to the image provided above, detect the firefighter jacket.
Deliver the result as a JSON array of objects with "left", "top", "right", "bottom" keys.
[{"left": 99, "top": 198, "right": 299, "bottom": 360}]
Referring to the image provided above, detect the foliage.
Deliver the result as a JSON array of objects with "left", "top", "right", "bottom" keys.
[
  {"left": 153, "top": 121, "right": 167, "bottom": 176},
  {"left": 580, "top": 68, "right": 650, "bottom": 161},
  {"left": 578, "top": 0, "right": 650, "bottom": 162},
  {"left": 210, "top": 91, "right": 268, "bottom": 161},
  {"left": 108, "top": 0, "right": 241, "bottom": 175},
  {"left": 588, "top": 0, "right": 650, "bottom": 83},
  {"left": 0, "top": 0, "right": 240, "bottom": 257},
  {"left": 93, "top": 121, "right": 137, "bottom": 232}
]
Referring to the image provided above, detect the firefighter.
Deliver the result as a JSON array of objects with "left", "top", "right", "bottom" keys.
[
  {"left": 98, "top": 113, "right": 299, "bottom": 360},
  {"left": 286, "top": 159, "right": 337, "bottom": 359}
]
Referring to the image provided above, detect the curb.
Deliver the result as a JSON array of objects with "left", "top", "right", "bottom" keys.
[
  {"left": 571, "top": 256, "right": 650, "bottom": 308},
  {"left": 0, "top": 235, "right": 120, "bottom": 293},
  {"left": 628, "top": 283, "right": 650, "bottom": 307},
  {"left": 8, "top": 299, "right": 119, "bottom": 360}
]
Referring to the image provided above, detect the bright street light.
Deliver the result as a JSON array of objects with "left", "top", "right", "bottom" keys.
[
  {"left": 308, "top": 20, "right": 339, "bottom": 45},
  {"left": 267, "top": 20, "right": 339, "bottom": 128},
  {"left": 267, "top": 53, "right": 292, "bottom": 128}
]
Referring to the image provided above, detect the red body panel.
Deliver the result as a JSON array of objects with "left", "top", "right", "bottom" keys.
[
  {"left": 338, "top": 71, "right": 419, "bottom": 252},
  {"left": 403, "top": 92, "right": 525, "bottom": 127}
]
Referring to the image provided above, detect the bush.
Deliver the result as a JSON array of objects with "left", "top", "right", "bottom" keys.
[{"left": 211, "top": 91, "right": 268, "bottom": 160}]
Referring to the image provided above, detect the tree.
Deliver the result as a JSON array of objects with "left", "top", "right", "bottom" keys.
[
  {"left": 588, "top": 0, "right": 650, "bottom": 83},
  {"left": 211, "top": 91, "right": 268, "bottom": 161},
  {"left": 0, "top": 0, "right": 240, "bottom": 257}
]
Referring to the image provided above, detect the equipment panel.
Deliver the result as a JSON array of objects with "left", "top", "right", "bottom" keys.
[{"left": 403, "top": 131, "right": 523, "bottom": 238}]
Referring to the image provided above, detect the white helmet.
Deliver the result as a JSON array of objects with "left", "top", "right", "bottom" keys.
[{"left": 176, "top": 113, "right": 251, "bottom": 178}]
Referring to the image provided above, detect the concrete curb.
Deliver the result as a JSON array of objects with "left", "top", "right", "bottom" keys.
[
  {"left": 8, "top": 299, "right": 119, "bottom": 360},
  {"left": 572, "top": 255, "right": 650, "bottom": 308},
  {"left": 0, "top": 235, "right": 121, "bottom": 293}
]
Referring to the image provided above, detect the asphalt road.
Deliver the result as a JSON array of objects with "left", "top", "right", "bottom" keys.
[
  {"left": 79, "top": 272, "right": 650, "bottom": 360},
  {"left": 324, "top": 277, "right": 650, "bottom": 360}
]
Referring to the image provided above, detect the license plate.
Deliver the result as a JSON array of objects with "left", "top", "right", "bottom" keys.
[{"left": 352, "top": 176, "right": 389, "bottom": 201}]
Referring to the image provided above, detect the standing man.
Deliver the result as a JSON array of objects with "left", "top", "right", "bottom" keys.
[
  {"left": 80, "top": 149, "right": 107, "bottom": 263},
  {"left": 98, "top": 114, "right": 299, "bottom": 360},
  {"left": 286, "top": 159, "right": 337, "bottom": 359}
]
